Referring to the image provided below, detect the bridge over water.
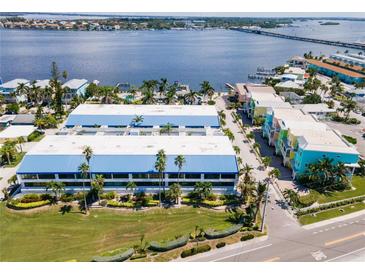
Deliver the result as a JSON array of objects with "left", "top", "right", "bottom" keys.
[{"left": 230, "top": 27, "right": 365, "bottom": 51}]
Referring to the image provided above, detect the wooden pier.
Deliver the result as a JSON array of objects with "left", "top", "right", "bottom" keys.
[{"left": 230, "top": 27, "right": 365, "bottom": 51}]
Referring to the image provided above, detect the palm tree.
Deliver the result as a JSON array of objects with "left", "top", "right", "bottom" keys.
[
  {"left": 184, "top": 89, "right": 199, "bottom": 105},
  {"left": 126, "top": 181, "right": 137, "bottom": 196},
  {"left": 91, "top": 175, "right": 104, "bottom": 203},
  {"left": 160, "top": 123, "right": 174, "bottom": 135},
  {"left": 158, "top": 78, "right": 168, "bottom": 94},
  {"left": 141, "top": 80, "right": 158, "bottom": 93},
  {"left": 78, "top": 162, "right": 90, "bottom": 214},
  {"left": 262, "top": 157, "right": 271, "bottom": 170},
  {"left": 174, "top": 155, "right": 185, "bottom": 200},
  {"left": 155, "top": 149, "right": 167, "bottom": 207},
  {"left": 340, "top": 98, "right": 357, "bottom": 120},
  {"left": 237, "top": 179, "right": 256, "bottom": 207},
  {"left": 0, "top": 140, "right": 17, "bottom": 165},
  {"left": 16, "top": 137, "right": 25, "bottom": 153},
  {"left": 131, "top": 115, "right": 144, "bottom": 127},
  {"left": 268, "top": 168, "right": 280, "bottom": 182},
  {"left": 46, "top": 181, "right": 65, "bottom": 202},
  {"left": 141, "top": 89, "right": 156, "bottom": 104},
  {"left": 200, "top": 81, "right": 214, "bottom": 101},
  {"left": 240, "top": 164, "right": 254, "bottom": 185},
  {"left": 15, "top": 82, "right": 29, "bottom": 99},
  {"left": 254, "top": 182, "right": 267, "bottom": 222},
  {"left": 168, "top": 183, "right": 182, "bottom": 205}
]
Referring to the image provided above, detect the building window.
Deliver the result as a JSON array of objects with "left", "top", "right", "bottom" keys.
[
  {"left": 24, "top": 182, "right": 47, "bottom": 187},
  {"left": 168, "top": 173, "right": 183, "bottom": 179},
  {"left": 184, "top": 173, "right": 201, "bottom": 179},
  {"left": 135, "top": 181, "right": 159, "bottom": 186},
  {"left": 178, "top": 181, "right": 196, "bottom": 187},
  {"left": 148, "top": 173, "right": 160, "bottom": 179},
  {"left": 21, "top": 174, "right": 38, "bottom": 180},
  {"left": 104, "top": 182, "right": 128, "bottom": 187},
  {"left": 63, "top": 181, "right": 90, "bottom": 187},
  {"left": 221, "top": 173, "right": 236, "bottom": 179},
  {"left": 112, "top": 173, "right": 129, "bottom": 179},
  {"left": 211, "top": 182, "right": 235, "bottom": 187},
  {"left": 38, "top": 173, "right": 56, "bottom": 180},
  {"left": 132, "top": 174, "right": 148, "bottom": 179},
  {"left": 204, "top": 173, "right": 220, "bottom": 180},
  {"left": 59, "top": 173, "right": 76, "bottom": 180}
]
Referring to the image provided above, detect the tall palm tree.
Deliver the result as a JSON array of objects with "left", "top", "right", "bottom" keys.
[
  {"left": 174, "top": 155, "right": 185, "bottom": 186},
  {"left": 240, "top": 164, "right": 254, "bottom": 185},
  {"left": 16, "top": 137, "right": 25, "bottom": 153},
  {"left": 126, "top": 181, "right": 137, "bottom": 196},
  {"left": 200, "top": 81, "right": 214, "bottom": 101},
  {"left": 340, "top": 98, "right": 357, "bottom": 120},
  {"left": 78, "top": 162, "right": 90, "bottom": 214},
  {"left": 254, "top": 182, "right": 267, "bottom": 222},
  {"left": 158, "top": 78, "right": 168, "bottom": 94},
  {"left": 141, "top": 80, "right": 158, "bottom": 94},
  {"left": 155, "top": 149, "right": 167, "bottom": 207}
]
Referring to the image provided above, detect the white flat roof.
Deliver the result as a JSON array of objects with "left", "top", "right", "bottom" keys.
[
  {"left": 26, "top": 135, "right": 235, "bottom": 156},
  {"left": 0, "top": 79, "right": 29, "bottom": 89},
  {"left": 297, "top": 129, "right": 359, "bottom": 154},
  {"left": 293, "top": 104, "right": 335, "bottom": 113},
  {"left": 30, "top": 80, "right": 50, "bottom": 89},
  {"left": 285, "top": 120, "right": 328, "bottom": 131},
  {"left": 0, "top": 115, "right": 16, "bottom": 123},
  {"left": 272, "top": 108, "right": 307, "bottom": 120},
  {"left": 71, "top": 104, "right": 218, "bottom": 116},
  {"left": 62, "top": 79, "right": 88, "bottom": 89},
  {"left": 0, "top": 125, "right": 35, "bottom": 139},
  {"left": 284, "top": 67, "right": 306, "bottom": 75},
  {"left": 245, "top": 84, "right": 276, "bottom": 95},
  {"left": 275, "top": 81, "right": 303, "bottom": 89}
]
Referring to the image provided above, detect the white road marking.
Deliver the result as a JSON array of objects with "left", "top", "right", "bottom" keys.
[
  {"left": 311, "top": 250, "right": 327, "bottom": 261},
  {"left": 211, "top": 244, "right": 273, "bottom": 262},
  {"left": 326, "top": 246, "right": 365, "bottom": 262}
]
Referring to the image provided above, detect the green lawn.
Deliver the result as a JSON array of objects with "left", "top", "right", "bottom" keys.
[
  {"left": 308, "top": 176, "right": 365, "bottom": 204},
  {"left": 299, "top": 202, "right": 365, "bottom": 225},
  {"left": 0, "top": 203, "right": 233, "bottom": 262}
]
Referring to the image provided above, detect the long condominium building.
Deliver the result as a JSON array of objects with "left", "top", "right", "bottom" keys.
[
  {"left": 65, "top": 104, "right": 220, "bottom": 128},
  {"left": 16, "top": 135, "right": 239, "bottom": 193}
]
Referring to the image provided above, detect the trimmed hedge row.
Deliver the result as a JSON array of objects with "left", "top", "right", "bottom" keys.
[
  {"left": 216, "top": 242, "right": 226, "bottom": 248},
  {"left": 7, "top": 200, "right": 51, "bottom": 210},
  {"left": 205, "top": 224, "right": 242, "bottom": 239},
  {"left": 149, "top": 235, "right": 189, "bottom": 252},
  {"left": 181, "top": 245, "right": 211, "bottom": 258},
  {"left": 240, "top": 234, "right": 255, "bottom": 241},
  {"left": 107, "top": 200, "right": 134, "bottom": 208},
  {"left": 296, "top": 196, "right": 365, "bottom": 217},
  {"left": 92, "top": 248, "right": 134, "bottom": 262}
]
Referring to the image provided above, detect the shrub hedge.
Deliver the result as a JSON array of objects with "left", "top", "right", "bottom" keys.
[
  {"left": 205, "top": 224, "right": 242, "bottom": 239},
  {"left": 201, "top": 199, "right": 225, "bottom": 207},
  {"left": 181, "top": 244, "right": 211, "bottom": 258},
  {"left": 60, "top": 193, "right": 76, "bottom": 202},
  {"left": 149, "top": 235, "right": 189, "bottom": 252},
  {"left": 100, "top": 192, "right": 116, "bottom": 200},
  {"left": 216, "top": 242, "right": 226, "bottom": 248},
  {"left": 92, "top": 248, "right": 134, "bottom": 262},
  {"left": 107, "top": 200, "right": 134, "bottom": 208},
  {"left": 240, "top": 234, "right": 255, "bottom": 241},
  {"left": 7, "top": 200, "right": 51, "bottom": 210},
  {"left": 296, "top": 196, "right": 365, "bottom": 217}
]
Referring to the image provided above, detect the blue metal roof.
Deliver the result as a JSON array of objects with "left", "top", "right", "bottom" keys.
[
  {"left": 17, "top": 155, "right": 238, "bottom": 174},
  {"left": 65, "top": 114, "right": 220, "bottom": 127}
]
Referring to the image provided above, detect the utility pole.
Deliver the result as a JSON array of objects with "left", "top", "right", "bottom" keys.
[{"left": 260, "top": 178, "right": 271, "bottom": 232}]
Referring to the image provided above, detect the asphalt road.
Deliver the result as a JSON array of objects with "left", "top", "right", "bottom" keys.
[{"left": 182, "top": 186, "right": 365, "bottom": 262}]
